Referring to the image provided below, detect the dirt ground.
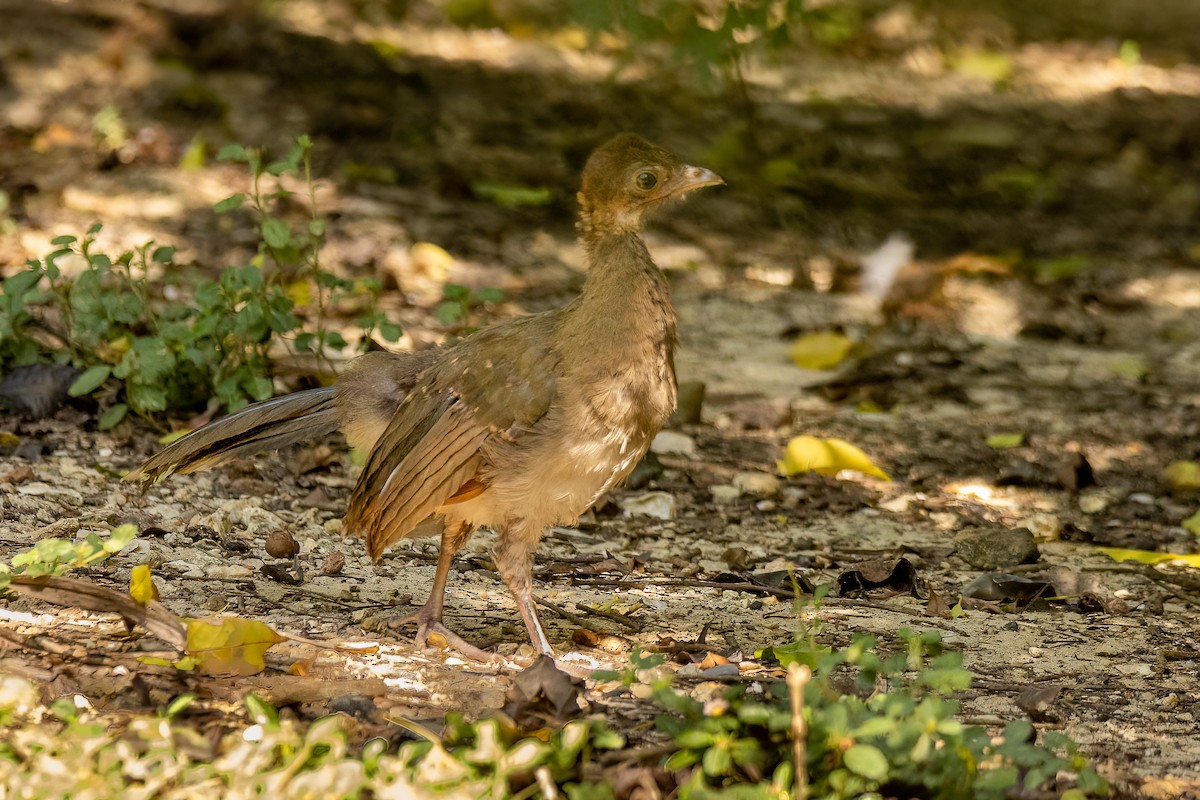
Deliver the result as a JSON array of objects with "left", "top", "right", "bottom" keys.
[{"left": 2, "top": 1, "right": 1200, "bottom": 798}]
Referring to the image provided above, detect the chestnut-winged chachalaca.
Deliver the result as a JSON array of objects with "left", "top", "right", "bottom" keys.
[{"left": 127, "top": 134, "right": 723, "bottom": 661}]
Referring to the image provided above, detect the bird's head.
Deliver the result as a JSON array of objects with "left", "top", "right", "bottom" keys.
[{"left": 578, "top": 134, "right": 723, "bottom": 235}]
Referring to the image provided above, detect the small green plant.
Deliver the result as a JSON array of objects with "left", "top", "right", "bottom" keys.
[
  {"left": 621, "top": 629, "right": 1107, "bottom": 799},
  {"left": 0, "top": 136, "right": 402, "bottom": 425},
  {"left": 0, "top": 524, "right": 135, "bottom": 592},
  {"left": 435, "top": 283, "right": 504, "bottom": 328}
]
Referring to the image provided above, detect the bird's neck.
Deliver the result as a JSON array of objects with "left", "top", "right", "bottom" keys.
[{"left": 563, "top": 228, "right": 677, "bottom": 375}]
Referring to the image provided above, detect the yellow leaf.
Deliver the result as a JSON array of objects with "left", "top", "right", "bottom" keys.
[
  {"left": 286, "top": 279, "right": 312, "bottom": 307},
  {"left": 1097, "top": 547, "right": 1200, "bottom": 569},
  {"left": 986, "top": 432, "right": 1025, "bottom": 449},
  {"left": 789, "top": 331, "right": 854, "bottom": 370},
  {"left": 158, "top": 429, "right": 190, "bottom": 445},
  {"left": 1165, "top": 461, "right": 1200, "bottom": 491},
  {"left": 1183, "top": 511, "right": 1200, "bottom": 535},
  {"left": 129, "top": 564, "right": 159, "bottom": 605},
  {"left": 410, "top": 242, "right": 455, "bottom": 280},
  {"left": 186, "top": 616, "right": 285, "bottom": 676},
  {"left": 777, "top": 435, "right": 890, "bottom": 481}
]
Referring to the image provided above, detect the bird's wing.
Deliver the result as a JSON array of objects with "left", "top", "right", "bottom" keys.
[{"left": 347, "top": 314, "right": 562, "bottom": 559}]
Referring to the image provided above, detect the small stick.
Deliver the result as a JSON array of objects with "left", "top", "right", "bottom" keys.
[
  {"left": 575, "top": 603, "right": 644, "bottom": 632},
  {"left": 536, "top": 598, "right": 593, "bottom": 630},
  {"left": 787, "top": 662, "right": 811, "bottom": 800}
]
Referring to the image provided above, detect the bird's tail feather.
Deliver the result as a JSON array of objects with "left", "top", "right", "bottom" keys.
[{"left": 125, "top": 387, "right": 339, "bottom": 482}]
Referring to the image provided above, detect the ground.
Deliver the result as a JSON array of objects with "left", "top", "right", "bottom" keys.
[{"left": 1, "top": 1, "right": 1200, "bottom": 798}]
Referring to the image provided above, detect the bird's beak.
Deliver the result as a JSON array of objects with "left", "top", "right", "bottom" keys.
[{"left": 664, "top": 164, "right": 725, "bottom": 198}]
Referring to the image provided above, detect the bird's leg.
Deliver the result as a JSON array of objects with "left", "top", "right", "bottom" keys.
[
  {"left": 496, "top": 524, "right": 554, "bottom": 656},
  {"left": 388, "top": 521, "right": 498, "bottom": 663}
]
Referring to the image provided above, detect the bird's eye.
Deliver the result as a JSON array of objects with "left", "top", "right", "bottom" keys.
[{"left": 635, "top": 171, "right": 658, "bottom": 190}]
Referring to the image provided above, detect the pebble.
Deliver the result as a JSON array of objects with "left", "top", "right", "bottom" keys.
[
  {"left": 1018, "top": 513, "right": 1060, "bottom": 540},
  {"left": 732, "top": 471, "right": 780, "bottom": 497},
  {"left": 324, "top": 518, "right": 344, "bottom": 535},
  {"left": 710, "top": 485, "right": 741, "bottom": 504},
  {"left": 1128, "top": 493, "right": 1155, "bottom": 505},
  {"left": 265, "top": 529, "right": 300, "bottom": 559},
  {"left": 1078, "top": 490, "right": 1111, "bottom": 514},
  {"left": 954, "top": 527, "right": 1038, "bottom": 570},
  {"left": 650, "top": 430, "right": 697, "bottom": 458},
  {"left": 618, "top": 491, "right": 676, "bottom": 520},
  {"left": 206, "top": 565, "right": 253, "bottom": 580},
  {"left": 164, "top": 560, "right": 204, "bottom": 579}
]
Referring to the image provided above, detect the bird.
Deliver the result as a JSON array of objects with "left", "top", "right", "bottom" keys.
[{"left": 127, "top": 134, "right": 723, "bottom": 661}]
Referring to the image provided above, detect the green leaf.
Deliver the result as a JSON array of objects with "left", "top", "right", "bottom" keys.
[
  {"left": 472, "top": 286, "right": 504, "bottom": 304},
  {"left": 98, "top": 403, "right": 128, "bottom": 430},
  {"left": 435, "top": 301, "right": 464, "bottom": 325},
  {"left": 50, "top": 235, "right": 77, "bottom": 246},
  {"left": 151, "top": 246, "right": 176, "bottom": 264},
  {"left": 261, "top": 217, "right": 291, "bottom": 249},
  {"left": 217, "top": 144, "right": 246, "bottom": 162},
  {"left": 701, "top": 745, "right": 732, "bottom": 776},
  {"left": 68, "top": 365, "right": 111, "bottom": 397},
  {"left": 378, "top": 321, "right": 403, "bottom": 342},
  {"left": 843, "top": 743, "right": 888, "bottom": 780},
  {"left": 213, "top": 194, "right": 245, "bottom": 214},
  {"left": 986, "top": 432, "right": 1025, "bottom": 449}
]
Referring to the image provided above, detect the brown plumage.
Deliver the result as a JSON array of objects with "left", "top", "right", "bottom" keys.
[{"left": 127, "top": 134, "right": 723, "bottom": 660}]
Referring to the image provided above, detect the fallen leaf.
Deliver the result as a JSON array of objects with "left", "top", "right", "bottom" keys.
[
  {"left": 986, "top": 432, "right": 1025, "bottom": 449},
  {"left": 961, "top": 573, "right": 1054, "bottom": 605},
  {"left": 777, "top": 435, "right": 890, "bottom": 480},
  {"left": 837, "top": 557, "right": 925, "bottom": 598},
  {"left": 129, "top": 564, "right": 160, "bottom": 605},
  {"left": 789, "top": 331, "right": 854, "bottom": 370},
  {"left": 1097, "top": 547, "right": 1200, "bottom": 569},
  {"left": 1184, "top": 512, "right": 1200, "bottom": 535},
  {"left": 503, "top": 655, "right": 586, "bottom": 730},
  {"left": 1166, "top": 461, "right": 1200, "bottom": 491},
  {"left": 186, "top": 616, "right": 285, "bottom": 676}
]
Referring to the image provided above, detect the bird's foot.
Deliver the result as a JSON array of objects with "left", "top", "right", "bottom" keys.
[{"left": 387, "top": 607, "right": 502, "bottom": 664}]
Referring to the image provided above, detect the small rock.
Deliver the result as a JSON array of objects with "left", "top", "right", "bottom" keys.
[
  {"left": 165, "top": 560, "right": 204, "bottom": 579},
  {"left": 617, "top": 492, "right": 676, "bottom": 520},
  {"left": 1019, "top": 513, "right": 1060, "bottom": 540},
  {"left": 953, "top": 527, "right": 1038, "bottom": 570},
  {"left": 878, "top": 494, "right": 912, "bottom": 513},
  {"left": 0, "top": 363, "right": 80, "bottom": 418},
  {"left": 929, "top": 512, "right": 958, "bottom": 530},
  {"left": 710, "top": 485, "right": 741, "bottom": 503},
  {"left": 204, "top": 594, "right": 228, "bottom": 612},
  {"left": 324, "top": 518, "right": 343, "bottom": 535},
  {"left": 732, "top": 471, "right": 779, "bottom": 497},
  {"left": 725, "top": 398, "right": 792, "bottom": 431},
  {"left": 722, "top": 546, "right": 753, "bottom": 570},
  {"left": 206, "top": 565, "right": 254, "bottom": 580},
  {"left": 650, "top": 430, "right": 696, "bottom": 458},
  {"left": 265, "top": 529, "right": 300, "bottom": 559},
  {"left": 700, "top": 663, "right": 740, "bottom": 678},
  {"left": 321, "top": 552, "right": 346, "bottom": 575},
  {"left": 627, "top": 452, "right": 663, "bottom": 490},
  {"left": 1078, "top": 490, "right": 1110, "bottom": 514},
  {"left": 1128, "top": 492, "right": 1155, "bottom": 505},
  {"left": 0, "top": 464, "right": 34, "bottom": 484}
]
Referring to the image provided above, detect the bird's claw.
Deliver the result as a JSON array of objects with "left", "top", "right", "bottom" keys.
[{"left": 387, "top": 609, "right": 503, "bottom": 664}]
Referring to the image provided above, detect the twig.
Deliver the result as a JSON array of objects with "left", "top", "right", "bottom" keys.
[
  {"left": 535, "top": 598, "right": 593, "bottom": 630},
  {"left": 575, "top": 603, "right": 644, "bottom": 632},
  {"left": 566, "top": 576, "right": 796, "bottom": 599},
  {"left": 787, "top": 662, "right": 811, "bottom": 800}
]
